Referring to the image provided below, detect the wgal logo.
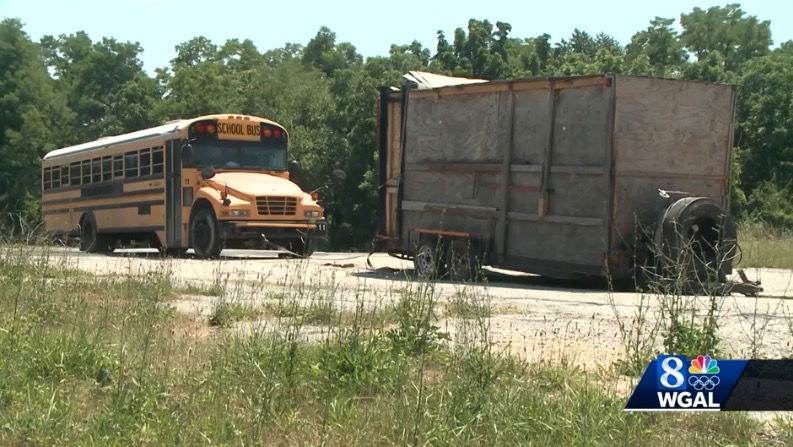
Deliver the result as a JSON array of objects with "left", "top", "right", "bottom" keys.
[{"left": 656, "top": 355, "right": 721, "bottom": 410}]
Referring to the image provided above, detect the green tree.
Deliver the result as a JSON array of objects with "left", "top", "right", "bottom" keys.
[
  {"left": 626, "top": 17, "right": 687, "bottom": 76},
  {"left": 680, "top": 4, "right": 771, "bottom": 73},
  {"left": 40, "top": 32, "right": 161, "bottom": 141},
  {"left": 157, "top": 37, "right": 240, "bottom": 119},
  {"left": 432, "top": 19, "right": 512, "bottom": 79},
  {"left": 736, "top": 53, "right": 793, "bottom": 201},
  {"left": 302, "top": 26, "right": 362, "bottom": 76},
  {"left": 0, "top": 19, "right": 71, "bottom": 222}
]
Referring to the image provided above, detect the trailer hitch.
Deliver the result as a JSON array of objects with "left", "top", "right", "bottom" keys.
[{"left": 728, "top": 269, "right": 763, "bottom": 297}]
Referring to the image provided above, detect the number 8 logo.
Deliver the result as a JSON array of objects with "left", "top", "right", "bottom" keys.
[{"left": 660, "top": 356, "right": 685, "bottom": 389}]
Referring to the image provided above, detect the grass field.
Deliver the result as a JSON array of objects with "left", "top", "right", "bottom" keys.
[
  {"left": 738, "top": 223, "right": 793, "bottom": 270},
  {"left": 2, "top": 247, "right": 792, "bottom": 445}
]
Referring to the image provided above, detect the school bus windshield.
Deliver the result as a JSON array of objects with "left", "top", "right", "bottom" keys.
[{"left": 189, "top": 140, "right": 287, "bottom": 171}]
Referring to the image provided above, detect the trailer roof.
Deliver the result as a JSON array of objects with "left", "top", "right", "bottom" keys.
[{"left": 402, "top": 71, "right": 487, "bottom": 90}]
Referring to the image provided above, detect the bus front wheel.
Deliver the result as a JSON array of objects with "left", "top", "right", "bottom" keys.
[
  {"left": 190, "top": 208, "right": 223, "bottom": 259},
  {"left": 287, "top": 237, "right": 315, "bottom": 257}
]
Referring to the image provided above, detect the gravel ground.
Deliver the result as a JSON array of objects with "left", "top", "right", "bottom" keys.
[{"left": 40, "top": 247, "right": 793, "bottom": 368}]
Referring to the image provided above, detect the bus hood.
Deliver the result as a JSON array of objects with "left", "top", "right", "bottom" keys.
[{"left": 209, "top": 172, "right": 305, "bottom": 198}]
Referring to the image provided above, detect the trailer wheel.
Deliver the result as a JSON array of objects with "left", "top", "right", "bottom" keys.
[
  {"left": 190, "top": 208, "right": 223, "bottom": 259},
  {"left": 447, "top": 239, "right": 480, "bottom": 282},
  {"left": 654, "top": 197, "right": 736, "bottom": 284},
  {"left": 414, "top": 237, "right": 446, "bottom": 279}
]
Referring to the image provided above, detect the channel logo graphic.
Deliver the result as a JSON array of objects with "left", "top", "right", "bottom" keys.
[
  {"left": 626, "top": 355, "right": 747, "bottom": 411},
  {"left": 688, "top": 355, "right": 720, "bottom": 391},
  {"left": 689, "top": 355, "right": 720, "bottom": 374}
]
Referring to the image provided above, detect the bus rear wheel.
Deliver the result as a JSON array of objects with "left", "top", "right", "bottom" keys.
[
  {"left": 80, "top": 214, "right": 112, "bottom": 253},
  {"left": 190, "top": 208, "right": 223, "bottom": 259}
]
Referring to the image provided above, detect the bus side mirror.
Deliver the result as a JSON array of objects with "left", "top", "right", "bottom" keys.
[
  {"left": 288, "top": 159, "right": 300, "bottom": 172},
  {"left": 181, "top": 144, "right": 194, "bottom": 165}
]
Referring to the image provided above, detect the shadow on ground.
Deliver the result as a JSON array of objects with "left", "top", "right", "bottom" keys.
[{"left": 352, "top": 266, "right": 610, "bottom": 292}]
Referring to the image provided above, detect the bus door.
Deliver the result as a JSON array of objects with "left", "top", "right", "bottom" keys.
[{"left": 165, "top": 139, "right": 182, "bottom": 247}]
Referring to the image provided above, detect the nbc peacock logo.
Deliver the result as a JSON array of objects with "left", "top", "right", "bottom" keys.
[
  {"left": 689, "top": 355, "right": 720, "bottom": 374},
  {"left": 687, "top": 355, "right": 720, "bottom": 392}
]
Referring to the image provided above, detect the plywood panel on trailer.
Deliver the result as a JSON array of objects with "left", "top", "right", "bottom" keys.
[
  {"left": 506, "top": 171, "right": 542, "bottom": 214},
  {"left": 385, "top": 97, "right": 403, "bottom": 239},
  {"left": 613, "top": 75, "right": 734, "bottom": 179},
  {"left": 551, "top": 84, "right": 611, "bottom": 166},
  {"left": 611, "top": 75, "right": 735, "bottom": 254},
  {"left": 547, "top": 173, "right": 609, "bottom": 218},
  {"left": 505, "top": 220, "right": 605, "bottom": 267},
  {"left": 401, "top": 170, "right": 500, "bottom": 208},
  {"left": 387, "top": 100, "right": 403, "bottom": 180},
  {"left": 512, "top": 89, "right": 552, "bottom": 163},
  {"left": 404, "top": 92, "right": 500, "bottom": 164}
]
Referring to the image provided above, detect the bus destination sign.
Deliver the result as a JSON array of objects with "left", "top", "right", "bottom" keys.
[{"left": 216, "top": 120, "right": 261, "bottom": 141}]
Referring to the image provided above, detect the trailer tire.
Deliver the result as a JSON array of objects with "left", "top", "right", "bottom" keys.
[
  {"left": 653, "top": 197, "right": 736, "bottom": 284},
  {"left": 414, "top": 237, "right": 447, "bottom": 279},
  {"left": 447, "top": 239, "right": 480, "bottom": 282}
]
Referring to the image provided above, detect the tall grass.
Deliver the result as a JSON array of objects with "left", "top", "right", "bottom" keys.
[
  {"left": 0, "top": 246, "right": 780, "bottom": 445},
  {"left": 738, "top": 223, "right": 793, "bottom": 269}
]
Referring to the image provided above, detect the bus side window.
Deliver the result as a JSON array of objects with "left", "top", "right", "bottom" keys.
[
  {"left": 125, "top": 151, "right": 139, "bottom": 178},
  {"left": 82, "top": 159, "right": 91, "bottom": 184},
  {"left": 102, "top": 156, "right": 112, "bottom": 182},
  {"left": 140, "top": 148, "right": 151, "bottom": 177},
  {"left": 70, "top": 162, "right": 81, "bottom": 186},
  {"left": 113, "top": 155, "right": 123, "bottom": 179},
  {"left": 152, "top": 147, "right": 163, "bottom": 175},
  {"left": 52, "top": 166, "right": 60, "bottom": 189},
  {"left": 61, "top": 165, "right": 69, "bottom": 187},
  {"left": 43, "top": 167, "right": 51, "bottom": 190},
  {"left": 92, "top": 158, "right": 101, "bottom": 183}
]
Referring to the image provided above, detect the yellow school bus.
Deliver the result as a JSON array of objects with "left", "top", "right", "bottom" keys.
[{"left": 41, "top": 114, "right": 326, "bottom": 258}]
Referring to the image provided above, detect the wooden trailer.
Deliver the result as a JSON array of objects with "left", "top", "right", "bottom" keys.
[{"left": 375, "top": 73, "right": 739, "bottom": 284}]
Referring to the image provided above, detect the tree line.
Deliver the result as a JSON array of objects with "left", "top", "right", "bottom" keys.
[{"left": 1, "top": 3, "right": 792, "bottom": 248}]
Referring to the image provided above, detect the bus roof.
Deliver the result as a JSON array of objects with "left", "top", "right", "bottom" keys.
[{"left": 42, "top": 114, "right": 285, "bottom": 160}]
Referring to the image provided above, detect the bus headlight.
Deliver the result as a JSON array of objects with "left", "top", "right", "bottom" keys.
[
  {"left": 230, "top": 210, "right": 248, "bottom": 217},
  {"left": 304, "top": 211, "right": 320, "bottom": 217}
]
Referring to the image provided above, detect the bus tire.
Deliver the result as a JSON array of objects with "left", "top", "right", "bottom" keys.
[
  {"left": 190, "top": 208, "right": 223, "bottom": 259},
  {"left": 160, "top": 247, "right": 187, "bottom": 258},
  {"left": 79, "top": 214, "right": 112, "bottom": 254},
  {"left": 287, "top": 237, "right": 315, "bottom": 257}
]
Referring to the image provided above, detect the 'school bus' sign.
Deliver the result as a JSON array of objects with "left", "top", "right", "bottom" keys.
[{"left": 216, "top": 121, "right": 262, "bottom": 141}]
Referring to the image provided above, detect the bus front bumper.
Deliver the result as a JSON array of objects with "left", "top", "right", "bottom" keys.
[{"left": 219, "top": 220, "right": 327, "bottom": 241}]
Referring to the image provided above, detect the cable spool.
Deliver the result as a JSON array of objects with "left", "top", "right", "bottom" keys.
[{"left": 652, "top": 197, "right": 736, "bottom": 284}]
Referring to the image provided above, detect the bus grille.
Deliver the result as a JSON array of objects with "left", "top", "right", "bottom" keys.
[{"left": 256, "top": 196, "right": 297, "bottom": 216}]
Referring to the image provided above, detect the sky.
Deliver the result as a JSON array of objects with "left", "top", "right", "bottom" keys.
[{"left": 2, "top": 0, "right": 792, "bottom": 74}]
